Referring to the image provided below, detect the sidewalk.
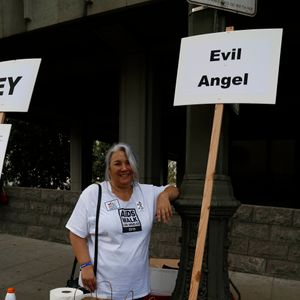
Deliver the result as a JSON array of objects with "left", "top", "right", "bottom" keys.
[
  {"left": 229, "top": 271, "right": 300, "bottom": 300},
  {"left": 0, "top": 233, "right": 74, "bottom": 300},
  {"left": 1, "top": 233, "right": 300, "bottom": 300}
]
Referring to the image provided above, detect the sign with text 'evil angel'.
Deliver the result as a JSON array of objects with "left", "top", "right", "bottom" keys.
[
  {"left": 174, "top": 29, "right": 282, "bottom": 106},
  {"left": 0, "top": 58, "right": 41, "bottom": 112}
]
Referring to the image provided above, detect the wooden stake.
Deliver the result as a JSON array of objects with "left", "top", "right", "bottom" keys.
[
  {"left": 0, "top": 112, "right": 5, "bottom": 124},
  {"left": 188, "top": 26, "right": 233, "bottom": 300},
  {"left": 188, "top": 103, "right": 224, "bottom": 300}
]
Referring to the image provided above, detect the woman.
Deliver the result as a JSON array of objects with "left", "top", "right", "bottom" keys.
[{"left": 66, "top": 142, "right": 180, "bottom": 299}]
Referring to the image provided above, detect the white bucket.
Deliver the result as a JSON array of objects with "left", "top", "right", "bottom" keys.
[{"left": 150, "top": 267, "right": 178, "bottom": 296}]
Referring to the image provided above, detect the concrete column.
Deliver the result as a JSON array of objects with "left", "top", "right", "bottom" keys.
[
  {"left": 172, "top": 7, "right": 240, "bottom": 300},
  {"left": 119, "top": 54, "right": 164, "bottom": 184},
  {"left": 119, "top": 54, "right": 147, "bottom": 182}
]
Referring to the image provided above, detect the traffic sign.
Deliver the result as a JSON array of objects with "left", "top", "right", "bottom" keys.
[{"left": 187, "top": 0, "right": 257, "bottom": 17}]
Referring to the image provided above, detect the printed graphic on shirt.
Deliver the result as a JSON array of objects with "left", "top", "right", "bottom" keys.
[
  {"left": 104, "top": 199, "right": 120, "bottom": 211},
  {"left": 136, "top": 201, "right": 144, "bottom": 211},
  {"left": 118, "top": 208, "right": 142, "bottom": 233}
]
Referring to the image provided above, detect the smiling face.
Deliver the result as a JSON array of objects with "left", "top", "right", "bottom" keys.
[{"left": 109, "top": 149, "right": 134, "bottom": 188}]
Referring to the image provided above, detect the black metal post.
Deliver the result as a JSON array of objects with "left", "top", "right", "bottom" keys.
[{"left": 171, "top": 6, "right": 240, "bottom": 299}]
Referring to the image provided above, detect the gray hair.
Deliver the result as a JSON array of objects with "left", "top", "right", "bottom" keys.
[{"left": 105, "top": 142, "right": 139, "bottom": 183}]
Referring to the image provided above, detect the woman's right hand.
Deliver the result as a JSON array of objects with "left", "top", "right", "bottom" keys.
[
  {"left": 68, "top": 232, "right": 96, "bottom": 291},
  {"left": 81, "top": 265, "right": 96, "bottom": 292}
]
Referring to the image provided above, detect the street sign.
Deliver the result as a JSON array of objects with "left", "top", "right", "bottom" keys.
[
  {"left": 187, "top": 0, "right": 257, "bottom": 17},
  {"left": 174, "top": 28, "right": 283, "bottom": 106}
]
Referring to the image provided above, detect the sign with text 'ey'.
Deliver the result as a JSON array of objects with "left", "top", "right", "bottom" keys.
[
  {"left": 0, "top": 58, "right": 41, "bottom": 112},
  {"left": 174, "top": 29, "right": 283, "bottom": 106}
]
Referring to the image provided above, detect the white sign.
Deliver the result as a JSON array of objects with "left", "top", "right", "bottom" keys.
[
  {"left": 0, "top": 124, "right": 11, "bottom": 179},
  {"left": 174, "top": 29, "right": 283, "bottom": 106},
  {"left": 0, "top": 58, "right": 41, "bottom": 112},
  {"left": 188, "top": 0, "right": 257, "bottom": 16}
]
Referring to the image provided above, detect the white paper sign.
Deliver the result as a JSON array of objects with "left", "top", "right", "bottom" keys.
[
  {"left": 174, "top": 29, "right": 283, "bottom": 106},
  {"left": 0, "top": 124, "right": 11, "bottom": 179},
  {"left": 0, "top": 58, "right": 41, "bottom": 112}
]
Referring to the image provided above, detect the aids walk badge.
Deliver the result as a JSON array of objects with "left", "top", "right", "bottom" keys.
[{"left": 118, "top": 208, "right": 142, "bottom": 233}]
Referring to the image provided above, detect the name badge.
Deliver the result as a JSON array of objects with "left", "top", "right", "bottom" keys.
[{"left": 105, "top": 199, "right": 120, "bottom": 211}]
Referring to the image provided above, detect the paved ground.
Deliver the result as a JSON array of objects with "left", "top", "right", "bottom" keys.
[
  {"left": 0, "top": 234, "right": 74, "bottom": 300},
  {"left": 0, "top": 233, "right": 300, "bottom": 300},
  {"left": 229, "top": 271, "right": 300, "bottom": 300}
]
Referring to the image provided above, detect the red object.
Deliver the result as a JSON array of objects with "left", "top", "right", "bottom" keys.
[
  {"left": 6, "top": 288, "right": 15, "bottom": 293},
  {"left": 0, "top": 191, "right": 8, "bottom": 205}
]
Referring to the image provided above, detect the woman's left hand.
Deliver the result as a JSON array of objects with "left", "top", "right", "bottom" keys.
[{"left": 156, "top": 191, "right": 173, "bottom": 223}]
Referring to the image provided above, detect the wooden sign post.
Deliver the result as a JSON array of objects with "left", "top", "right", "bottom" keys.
[
  {"left": 173, "top": 26, "right": 282, "bottom": 300},
  {"left": 0, "top": 112, "right": 5, "bottom": 124},
  {"left": 188, "top": 26, "right": 233, "bottom": 300},
  {"left": 188, "top": 103, "right": 223, "bottom": 300}
]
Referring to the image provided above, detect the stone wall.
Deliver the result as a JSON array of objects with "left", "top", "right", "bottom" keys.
[
  {"left": 0, "top": 186, "right": 79, "bottom": 244},
  {"left": 228, "top": 204, "right": 300, "bottom": 280},
  {"left": 1, "top": 187, "right": 300, "bottom": 281}
]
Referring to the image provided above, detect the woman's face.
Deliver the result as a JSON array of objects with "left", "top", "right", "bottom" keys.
[{"left": 109, "top": 149, "right": 133, "bottom": 187}]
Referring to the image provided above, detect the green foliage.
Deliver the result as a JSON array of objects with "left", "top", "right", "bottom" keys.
[
  {"left": 3, "top": 118, "right": 70, "bottom": 189},
  {"left": 91, "top": 140, "right": 112, "bottom": 182},
  {"left": 2, "top": 119, "right": 174, "bottom": 189},
  {"left": 168, "top": 160, "right": 177, "bottom": 185}
]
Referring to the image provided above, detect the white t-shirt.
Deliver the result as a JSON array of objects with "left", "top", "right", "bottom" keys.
[{"left": 66, "top": 181, "right": 166, "bottom": 299}]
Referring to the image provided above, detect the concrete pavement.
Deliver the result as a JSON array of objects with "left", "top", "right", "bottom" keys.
[
  {"left": 229, "top": 271, "right": 300, "bottom": 300},
  {"left": 1, "top": 233, "right": 300, "bottom": 300},
  {"left": 0, "top": 234, "right": 74, "bottom": 300}
]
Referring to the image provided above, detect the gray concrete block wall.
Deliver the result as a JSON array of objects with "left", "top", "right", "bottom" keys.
[
  {"left": 0, "top": 186, "right": 79, "bottom": 243},
  {"left": 150, "top": 212, "right": 182, "bottom": 258},
  {"left": 0, "top": 186, "right": 182, "bottom": 257},
  {"left": 1, "top": 187, "right": 300, "bottom": 282},
  {"left": 228, "top": 205, "right": 300, "bottom": 280}
]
